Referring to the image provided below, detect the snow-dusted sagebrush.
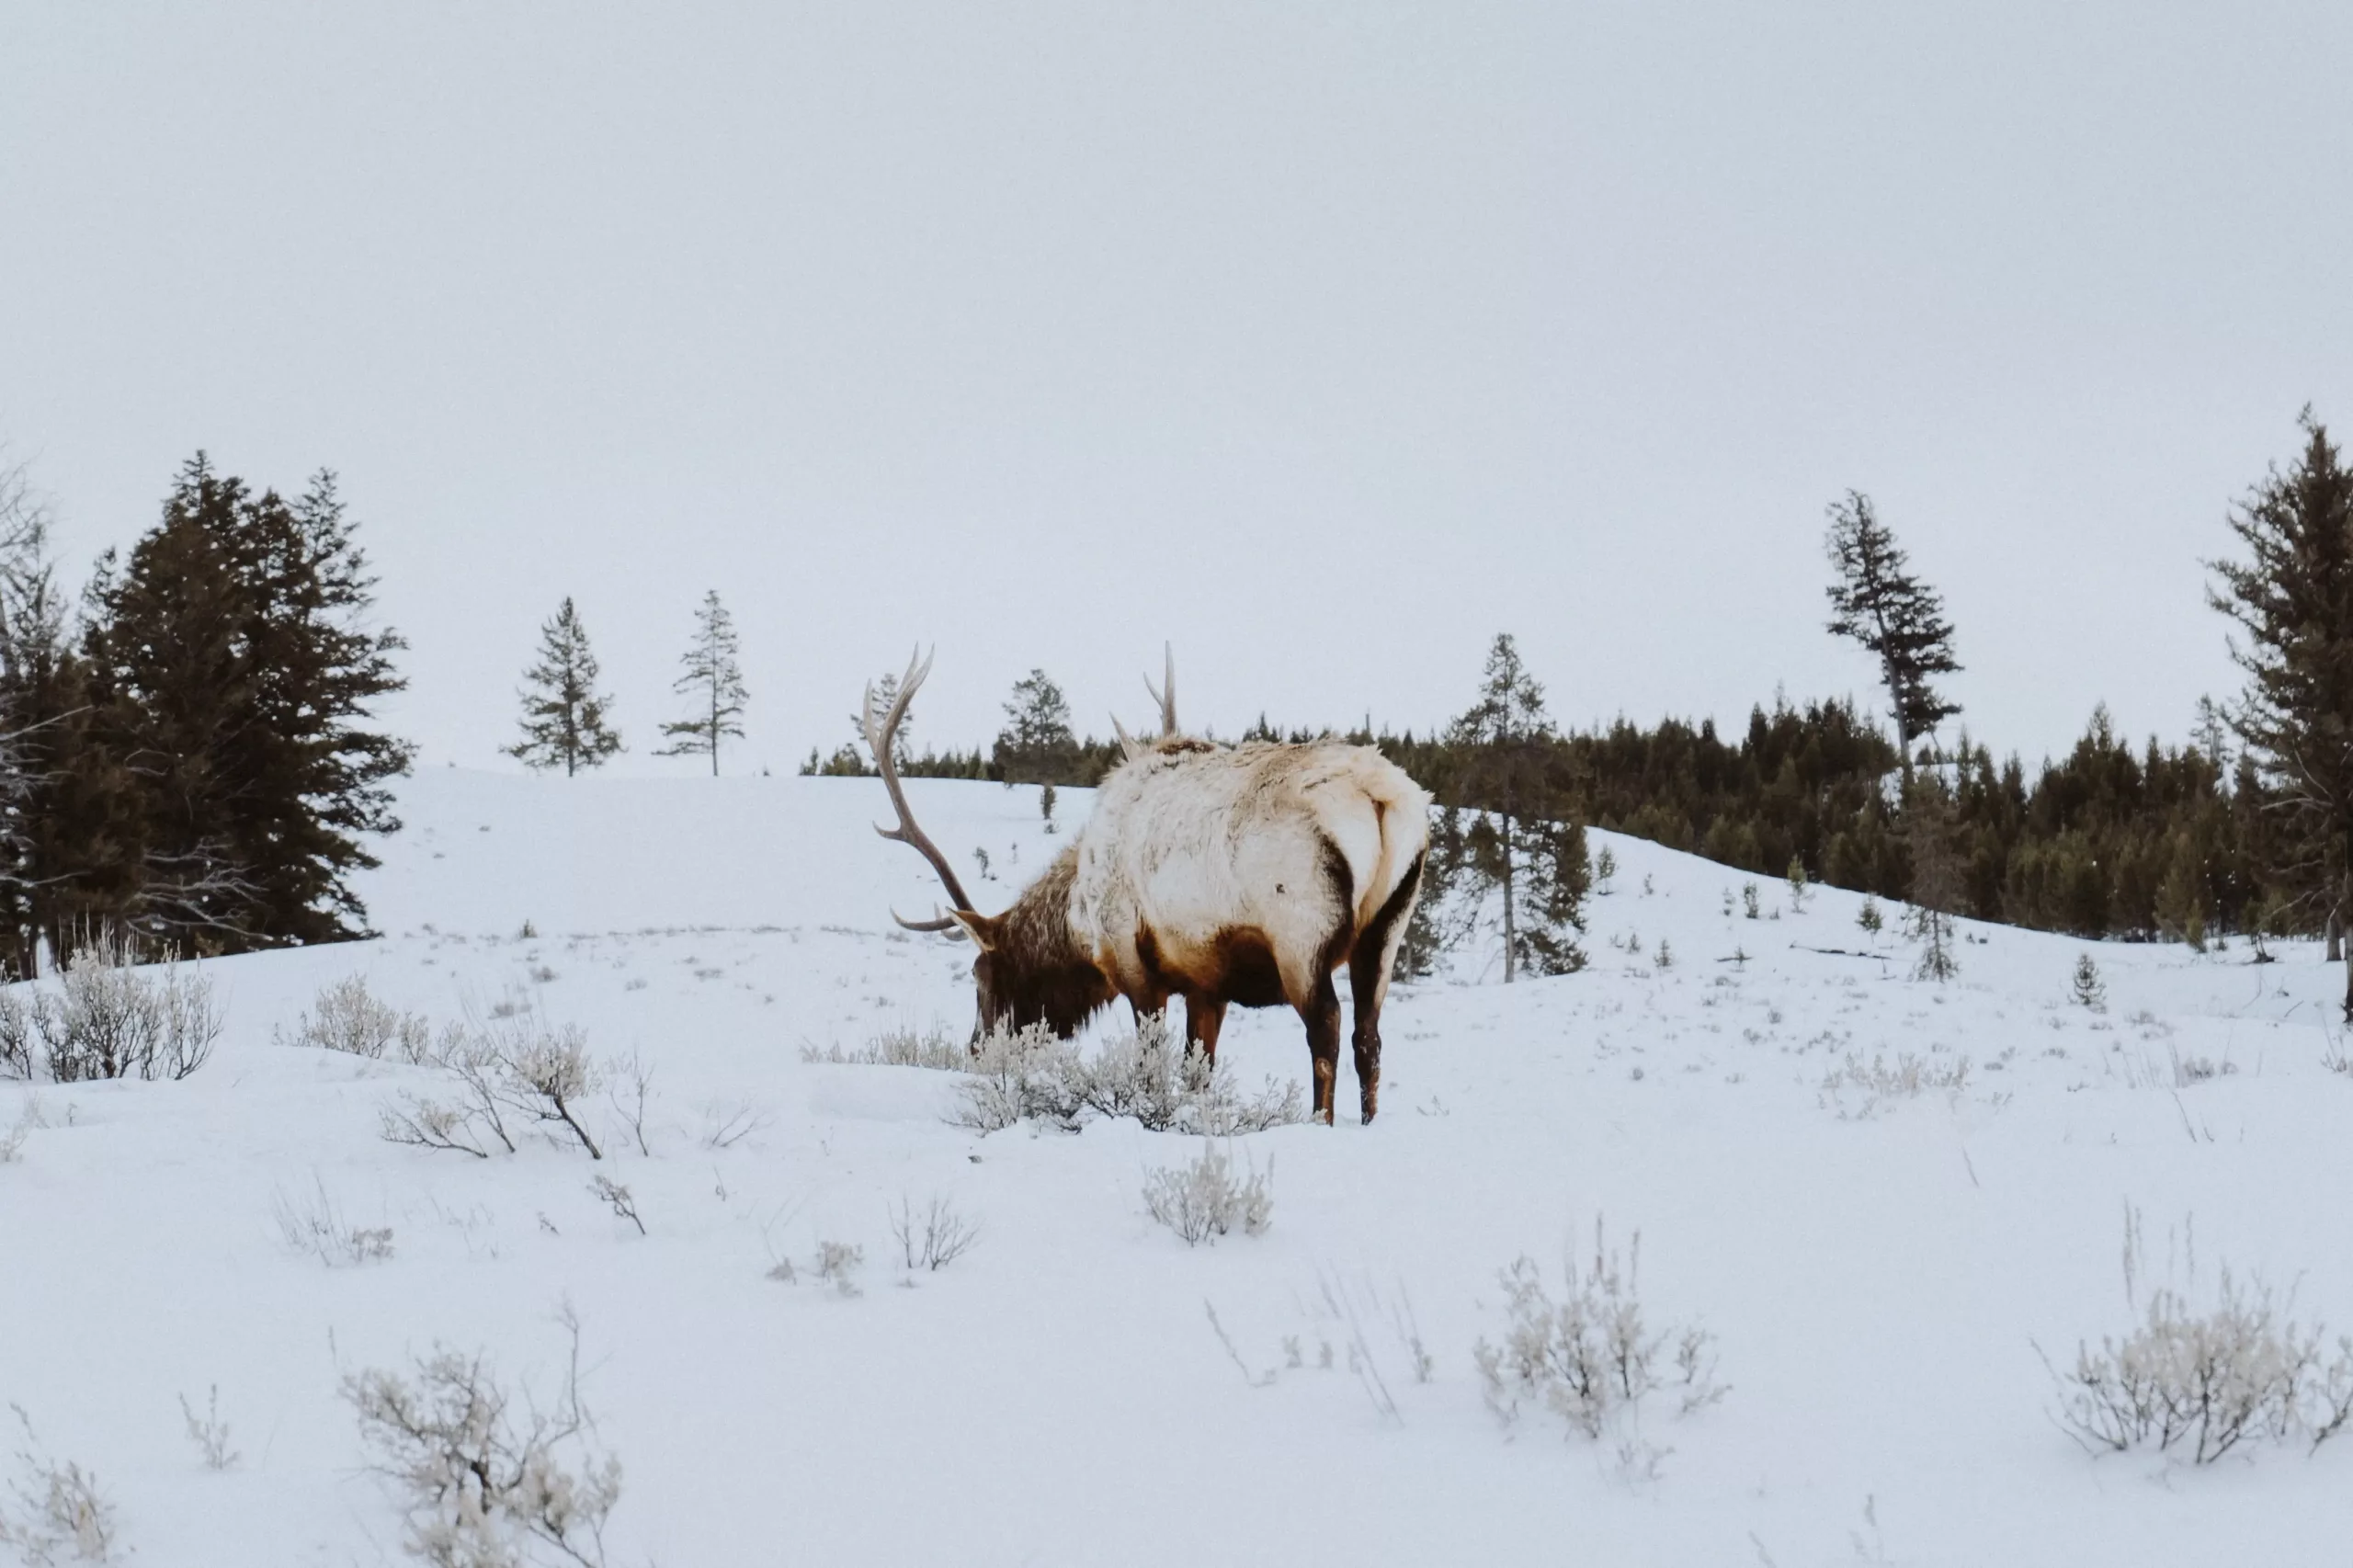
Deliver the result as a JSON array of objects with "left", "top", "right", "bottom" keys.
[
  {"left": 1473, "top": 1222, "right": 1725, "bottom": 1451},
  {"left": 278, "top": 974, "right": 434, "bottom": 1062},
  {"left": 342, "top": 1308, "right": 621, "bottom": 1568},
  {"left": 951, "top": 1015, "right": 1302, "bottom": 1136},
  {"left": 2044, "top": 1213, "right": 2353, "bottom": 1462},
  {"left": 3, "top": 932, "right": 221, "bottom": 1084},
  {"left": 0, "top": 1403, "right": 118, "bottom": 1564},
  {"left": 1142, "top": 1141, "right": 1273, "bottom": 1246},
  {"left": 380, "top": 1006, "right": 609, "bottom": 1160}
]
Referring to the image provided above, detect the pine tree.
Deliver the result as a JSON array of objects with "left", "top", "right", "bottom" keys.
[
  {"left": 2210, "top": 411, "right": 2353, "bottom": 1013},
  {"left": 1824, "top": 492, "right": 1962, "bottom": 788},
  {"left": 1902, "top": 775, "right": 1964, "bottom": 982},
  {"left": 995, "top": 668, "right": 1076, "bottom": 784},
  {"left": 1448, "top": 634, "right": 1586, "bottom": 980},
  {"left": 506, "top": 597, "right": 622, "bottom": 777},
  {"left": 85, "top": 457, "right": 414, "bottom": 949},
  {"left": 656, "top": 591, "right": 747, "bottom": 776},
  {"left": 858, "top": 670, "right": 913, "bottom": 767}
]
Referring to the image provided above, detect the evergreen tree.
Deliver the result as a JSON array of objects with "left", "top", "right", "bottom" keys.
[
  {"left": 1447, "top": 634, "right": 1586, "bottom": 980},
  {"left": 994, "top": 668, "right": 1077, "bottom": 784},
  {"left": 506, "top": 597, "right": 623, "bottom": 777},
  {"left": 1824, "top": 492, "right": 1962, "bottom": 788},
  {"left": 859, "top": 670, "right": 912, "bottom": 766},
  {"left": 1903, "top": 774, "right": 1964, "bottom": 981},
  {"left": 2210, "top": 411, "right": 2353, "bottom": 1014},
  {"left": 85, "top": 457, "right": 413, "bottom": 949},
  {"left": 656, "top": 590, "right": 747, "bottom": 776}
]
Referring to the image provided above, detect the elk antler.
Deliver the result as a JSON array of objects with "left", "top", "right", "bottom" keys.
[
  {"left": 863, "top": 646, "right": 977, "bottom": 935},
  {"left": 1141, "top": 642, "right": 1177, "bottom": 738}
]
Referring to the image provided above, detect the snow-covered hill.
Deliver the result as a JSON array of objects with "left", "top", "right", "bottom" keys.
[{"left": 4, "top": 769, "right": 2351, "bottom": 1565}]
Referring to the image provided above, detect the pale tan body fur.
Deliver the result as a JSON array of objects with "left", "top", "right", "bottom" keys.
[{"left": 1070, "top": 740, "right": 1431, "bottom": 1021}]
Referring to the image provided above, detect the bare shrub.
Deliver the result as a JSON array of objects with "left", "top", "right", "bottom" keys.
[
  {"left": 278, "top": 975, "right": 432, "bottom": 1062},
  {"left": 0, "top": 992, "right": 30, "bottom": 1080},
  {"left": 343, "top": 1307, "right": 620, "bottom": 1567},
  {"left": 1142, "top": 1141, "right": 1273, "bottom": 1246},
  {"left": 26, "top": 933, "right": 220, "bottom": 1084},
  {"left": 177, "top": 1386, "right": 239, "bottom": 1471},
  {"left": 1473, "top": 1221, "right": 1726, "bottom": 1448},
  {"left": 889, "top": 1195, "right": 980, "bottom": 1273},
  {"left": 2045, "top": 1213, "right": 2353, "bottom": 1462},
  {"left": 273, "top": 1176, "right": 395, "bottom": 1266},
  {"left": 0, "top": 1403, "right": 117, "bottom": 1563},
  {"left": 381, "top": 1008, "right": 608, "bottom": 1160},
  {"left": 1817, "top": 1051, "right": 1972, "bottom": 1118},
  {"left": 587, "top": 1174, "right": 644, "bottom": 1237}
]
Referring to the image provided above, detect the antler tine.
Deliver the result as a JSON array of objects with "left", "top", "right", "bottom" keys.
[
  {"left": 864, "top": 644, "right": 978, "bottom": 930},
  {"left": 1141, "top": 642, "right": 1177, "bottom": 738},
  {"left": 1110, "top": 712, "right": 1142, "bottom": 763}
]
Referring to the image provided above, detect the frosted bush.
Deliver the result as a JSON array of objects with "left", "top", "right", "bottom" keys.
[
  {"left": 0, "top": 993, "right": 28, "bottom": 1080},
  {"left": 1473, "top": 1222, "right": 1725, "bottom": 1445},
  {"left": 1817, "top": 1051, "right": 1971, "bottom": 1118},
  {"left": 2047, "top": 1216, "right": 2353, "bottom": 1462},
  {"left": 274, "top": 1177, "right": 395, "bottom": 1266},
  {"left": 950, "top": 1021, "right": 1088, "bottom": 1133},
  {"left": 0, "top": 1404, "right": 118, "bottom": 1564},
  {"left": 951, "top": 1015, "right": 1303, "bottom": 1136},
  {"left": 279, "top": 975, "right": 433, "bottom": 1062},
  {"left": 1142, "top": 1141, "right": 1273, "bottom": 1246},
  {"left": 15, "top": 932, "right": 221, "bottom": 1084},
  {"left": 801, "top": 1024, "right": 963, "bottom": 1070},
  {"left": 380, "top": 1006, "right": 608, "bottom": 1160},
  {"left": 343, "top": 1309, "right": 621, "bottom": 1568}
]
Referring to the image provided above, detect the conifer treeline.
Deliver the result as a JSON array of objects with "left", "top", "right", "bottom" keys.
[{"left": 0, "top": 454, "right": 411, "bottom": 971}]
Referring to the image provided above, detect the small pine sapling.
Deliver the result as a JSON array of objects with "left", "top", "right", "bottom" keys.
[
  {"left": 2071, "top": 953, "right": 2108, "bottom": 1013},
  {"left": 1858, "top": 897, "right": 1883, "bottom": 937},
  {"left": 1594, "top": 846, "right": 1617, "bottom": 894},
  {"left": 1786, "top": 856, "right": 1810, "bottom": 913},
  {"left": 1742, "top": 882, "right": 1761, "bottom": 920}
]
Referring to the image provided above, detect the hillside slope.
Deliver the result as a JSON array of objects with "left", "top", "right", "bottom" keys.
[{"left": 2, "top": 769, "right": 2349, "bottom": 1565}]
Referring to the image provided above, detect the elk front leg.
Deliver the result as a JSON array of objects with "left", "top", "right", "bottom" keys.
[
  {"left": 1182, "top": 992, "right": 1228, "bottom": 1062},
  {"left": 1299, "top": 973, "right": 1343, "bottom": 1125}
]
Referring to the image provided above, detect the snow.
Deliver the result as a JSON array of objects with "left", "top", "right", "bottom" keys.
[{"left": 4, "top": 768, "right": 2351, "bottom": 1564}]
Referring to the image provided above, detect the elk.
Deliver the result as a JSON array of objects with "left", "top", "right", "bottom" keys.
[{"left": 864, "top": 647, "right": 1430, "bottom": 1124}]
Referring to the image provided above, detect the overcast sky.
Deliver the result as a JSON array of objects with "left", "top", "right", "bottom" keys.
[{"left": 5, "top": 3, "right": 2351, "bottom": 777}]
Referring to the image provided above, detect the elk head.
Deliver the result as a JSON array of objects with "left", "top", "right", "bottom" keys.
[{"left": 865, "top": 647, "right": 1113, "bottom": 1040}]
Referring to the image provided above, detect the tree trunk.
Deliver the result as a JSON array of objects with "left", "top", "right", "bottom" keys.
[
  {"left": 2342, "top": 868, "right": 2353, "bottom": 1020},
  {"left": 2329, "top": 904, "right": 2343, "bottom": 963},
  {"left": 1500, "top": 811, "right": 1516, "bottom": 983}
]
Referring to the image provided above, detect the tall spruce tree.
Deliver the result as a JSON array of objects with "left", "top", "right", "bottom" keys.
[
  {"left": 85, "top": 457, "right": 413, "bottom": 949},
  {"left": 1824, "top": 492, "right": 1962, "bottom": 788},
  {"left": 506, "top": 597, "right": 623, "bottom": 777},
  {"left": 2210, "top": 411, "right": 2353, "bottom": 1012},
  {"left": 1447, "top": 633, "right": 1587, "bottom": 981},
  {"left": 656, "top": 590, "right": 747, "bottom": 776},
  {"left": 994, "top": 668, "right": 1077, "bottom": 784}
]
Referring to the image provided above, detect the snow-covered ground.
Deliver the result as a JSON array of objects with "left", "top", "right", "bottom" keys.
[{"left": 5, "top": 769, "right": 2352, "bottom": 1565}]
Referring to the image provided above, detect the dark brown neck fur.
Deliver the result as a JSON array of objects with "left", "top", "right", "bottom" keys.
[{"left": 983, "top": 846, "right": 1115, "bottom": 1035}]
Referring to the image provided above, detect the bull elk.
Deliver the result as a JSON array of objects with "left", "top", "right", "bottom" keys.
[{"left": 863, "top": 647, "right": 1430, "bottom": 1125}]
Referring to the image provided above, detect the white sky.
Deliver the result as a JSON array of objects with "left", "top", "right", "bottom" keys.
[{"left": 5, "top": 3, "right": 2351, "bottom": 777}]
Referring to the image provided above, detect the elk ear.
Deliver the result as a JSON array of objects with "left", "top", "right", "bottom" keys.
[{"left": 949, "top": 910, "right": 1002, "bottom": 951}]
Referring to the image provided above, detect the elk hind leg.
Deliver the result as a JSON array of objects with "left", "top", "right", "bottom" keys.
[{"left": 1348, "top": 851, "right": 1424, "bottom": 1126}]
